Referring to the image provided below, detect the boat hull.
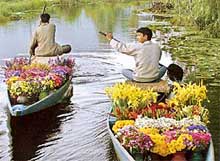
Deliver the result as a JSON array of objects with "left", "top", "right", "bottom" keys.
[
  {"left": 107, "top": 113, "right": 215, "bottom": 161},
  {"left": 7, "top": 79, "right": 72, "bottom": 116},
  {"left": 107, "top": 116, "right": 135, "bottom": 161}
]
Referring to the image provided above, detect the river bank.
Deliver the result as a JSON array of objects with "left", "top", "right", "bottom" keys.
[
  {"left": 0, "top": 0, "right": 143, "bottom": 25},
  {"left": 0, "top": 0, "right": 46, "bottom": 24}
]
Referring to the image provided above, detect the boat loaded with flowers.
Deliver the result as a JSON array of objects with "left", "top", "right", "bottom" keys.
[
  {"left": 105, "top": 82, "right": 214, "bottom": 161},
  {"left": 4, "top": 56, "right": 75, "bottom": 116}
]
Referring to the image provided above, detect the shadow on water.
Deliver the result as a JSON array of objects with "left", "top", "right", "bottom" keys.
[{"left": 10, "top": 103, "right": 75, "bottom": 161}]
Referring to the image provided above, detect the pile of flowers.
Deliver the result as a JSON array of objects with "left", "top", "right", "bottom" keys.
[
  {"left": 106, "top": 82, "right": 209, "bottom": 123},
  {"left": 4, "top": 56, "right": 75, "bottom": 104},
  {"left": 116, "top": 125, "right": 154, "bottom": 154},
  {"left": 112, "top": 117, "right": 211, "bottom": 157},
  {"left": 166, "top": 82, "right": 207, "bottom": 108},
  {"left": 106, "top": 82, "right": 211, "bottom": 159},
  {"left": 166, "top": 82, "right": 209, "bottom": 124}
]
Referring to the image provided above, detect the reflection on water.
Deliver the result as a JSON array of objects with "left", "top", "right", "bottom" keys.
[
  {"left": 0, "top": 4, "right": 139, "bottom": 60},
  {"left": 10, "top": 103, "right": 74, "bottom": 160},
  {"left": 0, "top": 2, "right": 219, "bottom": 161}
]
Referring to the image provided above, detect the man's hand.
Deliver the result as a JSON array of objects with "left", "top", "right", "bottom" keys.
[
  {"left": 106, "top": 32, "right": 113, "bottom": 41},
  {"left": 30, "top": 42, "right": 38, "bottom": 56}
]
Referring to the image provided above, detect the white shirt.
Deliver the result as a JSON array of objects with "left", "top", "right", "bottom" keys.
[
  {"left": 110, "top": 39, "right": 161, "bottom": 82},
  {"left": 30, "top": 23, "right": 63, "bottom": 56}
]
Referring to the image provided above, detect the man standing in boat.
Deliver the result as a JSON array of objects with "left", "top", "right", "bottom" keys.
[
  {"left": 105, "top": 27, "right": 166, "bottom": 83},
  {"left": 29, "top": 13, "right": 71, "bottom": 64}
]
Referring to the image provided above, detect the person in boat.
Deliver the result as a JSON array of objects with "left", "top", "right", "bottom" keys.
[
  {"left": 29, "top": 13, "right": 71, "bottom": 64},
  {"left": 105, "top": 27, "right": 166, "bottom": 83},
  {"left": 29, "top": 13, "right": 73, "bottom": 99}
]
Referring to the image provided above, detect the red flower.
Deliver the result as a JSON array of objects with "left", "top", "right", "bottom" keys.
[{"left": 128, "top": 111, "right": 138, "bottom": 119}]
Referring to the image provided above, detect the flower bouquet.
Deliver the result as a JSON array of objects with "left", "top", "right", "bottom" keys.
[
  {"left": 116, "top": 125, "right": 154, "bottom": 159},
  {"left": 166, "top": 82, "right": 209, "bottom": 124},
  {"left": 105, "top": 82, "right": 158, "bottom": 119},
  {"left": 113, "top": 117, "right": 211, "bottom": 159}
]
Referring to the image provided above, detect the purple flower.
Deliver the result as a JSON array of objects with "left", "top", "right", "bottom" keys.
[
  {"left": 5, "top": 70, "right": 21, "bottom": 78},
  {"left": 187, "top": 125, "right": 208, "bottom": 132}
]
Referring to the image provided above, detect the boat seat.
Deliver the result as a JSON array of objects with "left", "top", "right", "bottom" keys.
[{"left": 126, "top": 80, "right": 170, "bottom": 93}]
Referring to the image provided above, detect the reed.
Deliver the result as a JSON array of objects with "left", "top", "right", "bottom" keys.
[{"left": 0, "top": 0, "right": 48, "bottom": 22}]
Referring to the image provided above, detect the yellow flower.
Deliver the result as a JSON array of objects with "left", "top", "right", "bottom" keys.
[
  {"left": 166, "top": 82, "right": 209, "bottom": 122},
  {"left": 105, "top": 82, "right": 158, "bottom": 113},
  {"left": 168, "top": 140, "right": 176, "bottom": 154},
  {"left": 112, "top": 120, "right": 134, "bottom": 133},
  {"left": 139, "top": 128, "right": 159, "bottom": 135},
  {"left": 6, "top": 76, "right": 21, "bottom": 87}
]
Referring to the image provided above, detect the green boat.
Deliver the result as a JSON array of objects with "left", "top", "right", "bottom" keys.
[
  {"left": 6, "top": 78, "right": 72, "bottom": 117},
  {"left": 107, "top": 113, "right": 215, "bottom": 161}
]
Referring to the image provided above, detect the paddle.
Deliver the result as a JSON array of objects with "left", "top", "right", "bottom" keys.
[
  {"left": 42, "top": 4, "right": 46, "bottom": 14},
  {"left": 99, "top": 31, "right": 120, "bottom": 42},
  {"left": 99, "top": 31, "right": 183, "bottom": 82}
]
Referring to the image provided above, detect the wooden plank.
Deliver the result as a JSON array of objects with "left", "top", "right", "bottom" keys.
[{"left": 126, "top": 80, "right": 170, "bottom": 93}]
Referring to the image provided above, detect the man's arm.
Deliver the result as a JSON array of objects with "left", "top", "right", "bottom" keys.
[
  {"left": 159, "top": 48, "right": 162, "bottom": 60},
  {"left": 51, "top": 23, "right": 56, "bottom": 43},
  {"left": 110, "top": 39, "right": 136, "bottom": 55},
  {"left": 106, "top": 33, "right": 136, "bottom": 56},
  {"left": 29, "top": 31, "right": 38, "bottom": 56}
]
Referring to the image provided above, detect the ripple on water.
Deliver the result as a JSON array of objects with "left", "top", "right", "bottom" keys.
[{"left": 0, "top": 99, "right": 11, "bottom": 161}]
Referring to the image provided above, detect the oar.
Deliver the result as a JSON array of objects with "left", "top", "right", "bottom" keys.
[
  {"left": 28, "top": 55, "right": 32, "bottom": 64},
  {"left": 99, "top": 31, "right": 183, "bottom": 82},
  {"left": 42, "top": 4, "right": 46, "bottom": 14},
  {"left": 99, "top": 31, "right": 120, "bottom": 42}
]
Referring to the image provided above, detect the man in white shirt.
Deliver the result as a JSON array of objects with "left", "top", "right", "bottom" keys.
[
  {"left": 106, "top": 27, "right": 166, "bottom": 82},
  {"left": 29, "top": 13, "right": 71, "bottom": 64}
]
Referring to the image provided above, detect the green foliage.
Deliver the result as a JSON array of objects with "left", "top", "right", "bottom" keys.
[
  {"left": 0, "top": 0, "right": 143, "bottom": 24},
  {"left": 148, "top": 23, "right": 171, "bottom": 33},
  {"left": 0, "top": 0, "right": 47, "bottom": 23},
  {"left": 0, "top": 15, "right": 9, "bottom": 25},
  {"left": 152, "top": 0, "right": 220, "bottom": 38},
  {"left": 204, "top": 22, "right": 220, "bottom": 38},
  {"left": 39, "top": 91, "right": 49, "bottom": 100},
  {"left": 162, "top": 31, "right": 220, "bottom": 81}
]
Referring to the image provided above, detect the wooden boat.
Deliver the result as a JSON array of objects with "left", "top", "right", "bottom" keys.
[
  {"left": 6, "top": 78, "right": 72, "bottom": 117},
  {"left": 107, "top": 112, "right": 215, "bottom": 161}
]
